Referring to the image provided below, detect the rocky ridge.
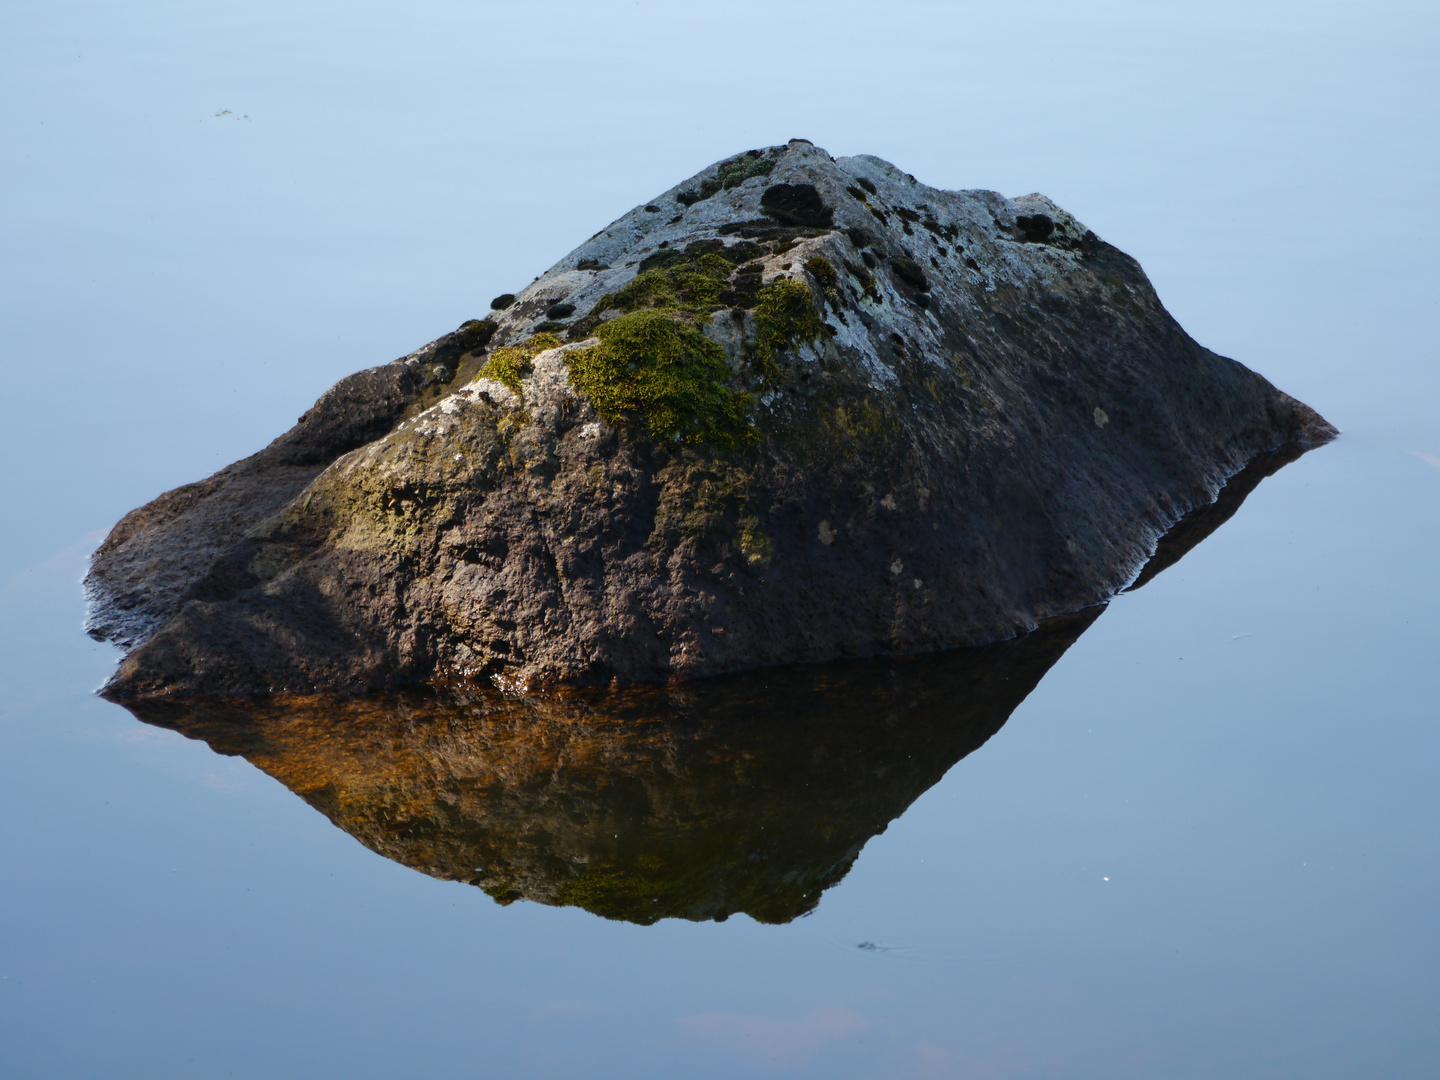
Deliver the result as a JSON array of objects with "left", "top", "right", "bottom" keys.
[{"left": 87, "top": 140, "right": 1335, "bottom": 697}]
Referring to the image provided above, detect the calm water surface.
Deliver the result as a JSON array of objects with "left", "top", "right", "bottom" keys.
[{"left": 3, "top": 1, "right": 1437, "bottom": 1076}]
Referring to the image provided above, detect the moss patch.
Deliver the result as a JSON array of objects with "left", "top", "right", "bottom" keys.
[
  {"left": 841, "top": 257, "right": 879, "bottom": 300},
  {"left": 804, "top": 256, "right": 838, "bottom": 290},
  {"left": 1016, "top": 213, "right": 1055, "bottom": 242},
  {"left": 590, "top": 241, "right": 768, "bottom": 318},
  {"left": 717, "top": 219, "right": 831, "bottom": 246},
  {"left": 846, "top": 226, "right": 873, "bottom": 249},
  {"left": 650, "top": 458, "right": 763, "bottom": 546},
  {"left": 719, "top": 267, "right": 764, "bottom": 310},
  {"left": 592, "top": 249, "right": 724, "bottom": 315},
  {"left": 750, "top": 279, "right": 827, "bottom": 387},
  {"left": 574, "top": 242, "right": 828, "bottom": 433},
  {"left": 686, "top": 150, "right": 777, "bottom": 203},
  {"left": 738, "top": 516, "right": 773, "bottom": 566},
  {"left": 565, "top": 311, "right": 755, "bottom": 448},
  {"left": 478, "top": 332, "right": 562, "bottom": 394},
  {"left": 455, "top": 318, "right": 497, "bottom": 351}
]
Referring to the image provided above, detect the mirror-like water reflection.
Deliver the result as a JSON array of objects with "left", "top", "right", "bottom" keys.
[
  {"left": 6, "top": 0, "right": 1436, "bottom": 1070},
  {"left": 110, "top": 444, "right": 1302, "bottom": 925},
  {"left": 122, "top": 608, "right": 1100, "bottom": 925}
]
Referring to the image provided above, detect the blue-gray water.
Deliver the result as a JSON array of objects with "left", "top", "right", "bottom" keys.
[{"left": 2, "top": 1, "right": 1437, "bottom": 1076}]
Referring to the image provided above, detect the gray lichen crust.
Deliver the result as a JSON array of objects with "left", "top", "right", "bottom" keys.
[{"left": 88, "top": 140, "right": 1335, "bottom": 698}]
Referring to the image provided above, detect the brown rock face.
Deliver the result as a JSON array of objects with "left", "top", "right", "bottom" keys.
[{"left": 88, "top": 141, "right": 1334, "bottom": 697}]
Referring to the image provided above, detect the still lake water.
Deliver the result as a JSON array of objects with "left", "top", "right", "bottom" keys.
[{"left": 3, "top": 1, "right": 1437, "bottom": 1076}]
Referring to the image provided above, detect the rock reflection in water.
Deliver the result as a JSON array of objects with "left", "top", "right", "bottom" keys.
[
  {"left": 112, "top": 447, "right": 1309, "bottom": 925},
  {"left": 120, "top": 608, "right": 1100, "bottom": 925}
]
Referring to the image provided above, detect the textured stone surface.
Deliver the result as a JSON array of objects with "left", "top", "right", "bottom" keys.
[{"left": 89, "top": 140, "right": 1334, "bottom": 697}]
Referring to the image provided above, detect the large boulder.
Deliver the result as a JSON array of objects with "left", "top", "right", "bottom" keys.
[{"left": 88, "top": 140, "right": 1334, "bottom": 697}]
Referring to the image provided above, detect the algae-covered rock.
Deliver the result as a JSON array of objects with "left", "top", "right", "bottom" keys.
[{"left": 88, "top": 140, "right": 1334, "bottom": 697}]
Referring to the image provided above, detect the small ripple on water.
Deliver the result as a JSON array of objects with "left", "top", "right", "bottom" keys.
[{"left": 809, "top": 928, "right": 1053, "bottom": 967}]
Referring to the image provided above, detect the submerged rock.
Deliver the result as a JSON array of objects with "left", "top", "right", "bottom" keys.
[{"left": 88, "top": 140, "right": 1334, "bottom": 697}]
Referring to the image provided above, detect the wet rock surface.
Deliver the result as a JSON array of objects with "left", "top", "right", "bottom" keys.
[{"left": 88, "top": 140, "right": 1335, "bottom": 697}]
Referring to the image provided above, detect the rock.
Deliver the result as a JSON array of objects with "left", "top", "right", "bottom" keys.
[
  {"left": 109, "top": 457, "right": 1287, "bottom": 924},
  {"left": 88, "top": 140, "right": 1335, "bottom": 698},
  {"left": 119, "top": 608, "right": 1101, "bottom": 924}
]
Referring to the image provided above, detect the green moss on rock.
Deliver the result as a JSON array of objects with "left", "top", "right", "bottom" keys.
[
  {"left": 591, "top": 243, "right": 755, "bottom": 317},
  {"left": 750, "top": 279, "right": 827, "bottom": 387},
  {"left": 841, "top": 257, "right": 879, "bottom": 300},
  {"left": 695, "top": 150, "right": 776, "bottom": 201},
  {"left": 649, "top": 457, "right": 763, "bottom": 549},
  {"left": 565, "top": 311, "right": 755, "bottom": 448},
  {"left": 738, "top": 516, "right": 773, "bottom": 566},
  {"left": 478, "top": 332, "right": 562, "bottom": 394},
  {"left": 804, "top": 256, "right": 838, "bottom": 291},
  {"left": 455, "top": 318, "right": 498, "bottom": 352}
]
